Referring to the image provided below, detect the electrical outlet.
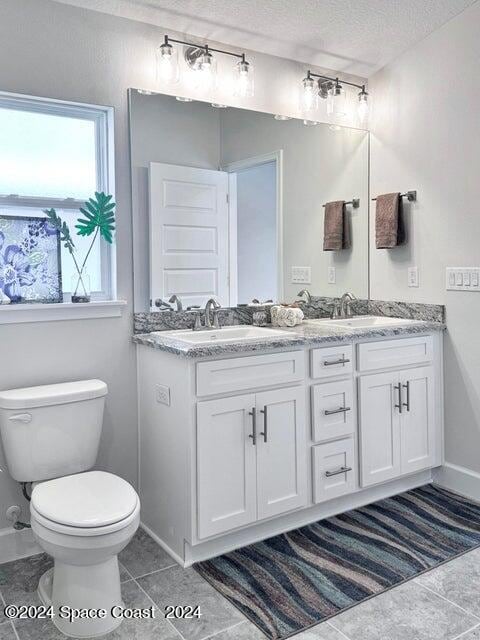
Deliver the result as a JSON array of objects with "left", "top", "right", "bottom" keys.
[
  {"left": 327, "top": 267, "right": 336, "bottom": 284},
  {"left": 408, "top": 266, "right": 419, "bottom": 287},
  {"left": 291, "top": 266, "right": 311, "bottom": 284},
  {"left": 156, "top": 384, "right": 170, "bottom": 406}
]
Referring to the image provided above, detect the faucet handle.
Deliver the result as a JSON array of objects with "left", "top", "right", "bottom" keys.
[
  {"left": 331, "top": 301, "right": 340, "bottom": 319},
  {"left": 193, "top": 311, "right": 203, "bottom": 331},
  {"left": 212, "top": 309, "right": 221, "bottom": 329}
]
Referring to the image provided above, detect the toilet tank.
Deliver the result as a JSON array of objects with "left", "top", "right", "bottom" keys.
[{"left": 0, "top": 380, "right": 108, "bottom": 482}]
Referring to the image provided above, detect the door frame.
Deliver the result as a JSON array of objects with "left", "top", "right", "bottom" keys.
[{"left": 223, "top": 150, "right": 284, "bottom": 304}]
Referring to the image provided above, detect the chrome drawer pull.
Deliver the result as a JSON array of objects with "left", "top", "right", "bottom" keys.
[
  {"left": 324, "top": 406, "right": 351, "bottom": 416},
  {"left": 325, "top": 466, "right": 352, "bottom": 478},
  {"left": 403, "top": 381, "right": 410, "bottom": 412},
  {"left": 248, "top": 408, "right": 257, "bottom": 445},
  {"left": 323, "top": 358, "right": 350, "bottom": 367},
  {"left": 260, "top": 406, "right": 268, "bottom": 443}
]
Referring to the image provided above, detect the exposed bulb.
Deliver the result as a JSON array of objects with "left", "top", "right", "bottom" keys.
[
  {"left": 357, "top": 87, "right": 369, "bottom": 124},
  {"left": 156, "top": 39, "right": 179, "bottom": 85},
  {"left": 234, "top": 58, "right": 254, "bottom": 97},
  {"left": 193, "top": 49, "right": 217, "bottom": 90},
  {"left": 327, "top": 80, "right": 346, "bottom": 117},
  {"left": 301, "top": 74, "right": 318, "bottom": 113}
]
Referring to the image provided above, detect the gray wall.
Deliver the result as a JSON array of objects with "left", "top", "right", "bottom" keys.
[
  {"left": 369, "top": 1, "right": 480, "bottom": 474},
  {"left": 236, "top": 162, "right": 277, "bottom": 303},
  {"left": 221, "top": 109, "right": 369, "bottom": 301}
]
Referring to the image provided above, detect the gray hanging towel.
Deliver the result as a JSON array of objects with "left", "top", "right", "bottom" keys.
[
  {"left": 375, "top": 192, "right": 405, "bottom": 248},
  {"left": 323, "top": 200, "right": 351, "bottom": 251}
]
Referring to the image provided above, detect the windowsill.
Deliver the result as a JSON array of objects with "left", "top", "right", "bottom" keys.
[{"left": 0, "top": 300, "right": 127, "bottom": 324}]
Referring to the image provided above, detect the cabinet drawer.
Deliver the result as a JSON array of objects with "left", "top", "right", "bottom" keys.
[
  {"left": 312, "top": 438, "right": 356, "bottom": 503},
  {"left": 311, "top": 344, "right": 353, "bottom": 379},
  {"left": 311, "top": 380, "right": 355, "bottom": 443},
  {"left": 357, "top": 336, "right": 433, "bottom": 372},
  {"left": 196, "top": 351, "right": 305, "bottom": 397}
]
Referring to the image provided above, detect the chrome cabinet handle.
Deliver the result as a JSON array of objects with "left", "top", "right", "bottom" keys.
[
  {"left": 324, "top": 406, "right": 351, "bottom": 416},
  {"left": 394, "top": 383, "right": 402, "bottom": 413},
  {"left": 403, "top": 381, "right": 410, "bottom": 411},
  {"left": 323, "top": 358, "right": 350, "bottom": 367},
  {"left": 325, "top": 466, "right": 352, "bottom": 478},
  {"left": 260, "top": 406, "right": 268, "bottom": 443},
  {"left": 248, "top": 408, "right": 257, "bottom": 445}
]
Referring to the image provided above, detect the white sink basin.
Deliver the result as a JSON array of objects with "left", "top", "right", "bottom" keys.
[
  {"left": 305, "top": 315, "right": 418, "bottom": 329},
  {"left": 154, "top": 326, "right": 291, "bottom": 345}
]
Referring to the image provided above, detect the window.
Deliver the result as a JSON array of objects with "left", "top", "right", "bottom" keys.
[{"left": 0, "top": 93, "right": 115, "bottom": 301}]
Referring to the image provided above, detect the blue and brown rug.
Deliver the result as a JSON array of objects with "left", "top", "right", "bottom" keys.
[{"left": 195, "top": 484, "right": 480, "bottom": 639}]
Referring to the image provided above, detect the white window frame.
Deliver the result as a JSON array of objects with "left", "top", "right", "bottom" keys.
[{"left": 0, "top": 91, "right": 116, "bottom": 301}]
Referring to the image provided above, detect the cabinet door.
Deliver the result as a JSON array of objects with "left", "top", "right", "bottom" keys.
[
  {"left": 197, "top": 394, "right": 257, "bottom": 539},
  {"left": 256, "top": 387, "right": 307, "bottom": 520},
  {"left": 400, "top": 366, "right": 435, "bottom": 474},
  {"left": 359, "top": 371, "right": 401, "bottom": 487}
]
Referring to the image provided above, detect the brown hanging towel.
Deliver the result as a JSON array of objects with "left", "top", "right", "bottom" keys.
[
  {"left": 323, "top": 200, "right": 351, "bottom": 251},
  {"left": 375, "top": 192, "right": 405, "bottom": 248}
]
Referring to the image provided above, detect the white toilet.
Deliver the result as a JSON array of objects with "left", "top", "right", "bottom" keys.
[{"left": 0, "top": 380, "right": 140, "bottom": 638}]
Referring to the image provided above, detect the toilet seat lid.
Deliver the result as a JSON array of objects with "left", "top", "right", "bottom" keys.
[{"left": 31, "top": 471, "right": 139, "bottom": 528}]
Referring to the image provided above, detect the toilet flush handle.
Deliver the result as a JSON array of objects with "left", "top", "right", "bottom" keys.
[{"left": 9, "top": 414, "right": 32, "bottom": 424}]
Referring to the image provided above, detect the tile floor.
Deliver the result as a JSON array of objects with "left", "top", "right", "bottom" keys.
[{"left": 0, "top": 528, "right": 479, "bottom": 640}]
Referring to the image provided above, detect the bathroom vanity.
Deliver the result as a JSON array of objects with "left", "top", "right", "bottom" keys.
[{"left": 135, "top": 320, "right": 444, "bottom": 566}]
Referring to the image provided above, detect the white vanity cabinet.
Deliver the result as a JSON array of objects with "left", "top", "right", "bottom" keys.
[
  {"left": 197, "top": 386, "right": 307, "bottom": 539},
  {"left": 136, "top": 330, "right": 443, "bottom": 566}
]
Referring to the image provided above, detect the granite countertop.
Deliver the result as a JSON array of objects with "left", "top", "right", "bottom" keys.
[{"left": 132, "top": 319, "right": 446, "bottom": 359}]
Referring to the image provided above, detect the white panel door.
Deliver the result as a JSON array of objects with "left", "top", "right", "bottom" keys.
[
  {"left": 359, "top": 371, "right": 401, "bottom": 487},
  {"left": 149, "top": 162, "right": 229, "bottom": 309},
  {"left": 400, "top": 366, "right": 435, "bottom": 474},
  {"left": 197, "top": 394, "right": 257, "bottom": 539},
  {"left": 256, "top": 387, "right": 307, "bottom": 520}
]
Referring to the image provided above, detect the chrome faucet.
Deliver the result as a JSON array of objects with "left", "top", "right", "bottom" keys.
[
  {"left": 168, "top": 294, "right": 183, "bottom": 311},
  {"left": 204, "top": 298, "right": 221, "bottom": 329},
  {"left": 297, "top": 289, "right": 312, "bottom": 304},
  {"left": 339, "top": 292, "right": 357, "bottom": 318}
]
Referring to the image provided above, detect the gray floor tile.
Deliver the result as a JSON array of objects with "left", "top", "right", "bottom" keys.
[
  {"left": 119, "top": 529, "right": 175, "bottom": 578},
  {"left": 138, "top": 564, "right": 245, "bottom": 640},
  {"left": 0, "top": 553, "right": 52, "bottom": 622},
  {"left": 285, "top": 621, "right": 348, "bottom": 640},
  {"left": 0, "top": 623, "right": 17, "bottom": 640},
  {"left": 331, "top": 580, "right": 477, "bottom": 640},
  {"left": 14, "top": 579, "right": 179, "bottom": 640},
  {"left": 204, "top": 620, "right": 266, "bottom": 639},
  {"left": 457, "top": 625, "right": 480, "bottom": 639},
  {"left": 119, "top": 562, "right": 133, "bottom": 583},
  {"left": 416, "top": 547, "right": 480, "bottom": 617}
]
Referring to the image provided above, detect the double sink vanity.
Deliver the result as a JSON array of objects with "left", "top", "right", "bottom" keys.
[{"left": 134, "top": 309, "right": 445, "bottom": 566}]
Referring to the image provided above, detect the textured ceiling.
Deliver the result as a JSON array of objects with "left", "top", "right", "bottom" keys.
[{"left": 53, "top": 0, "right": 477, "bottom": 76}]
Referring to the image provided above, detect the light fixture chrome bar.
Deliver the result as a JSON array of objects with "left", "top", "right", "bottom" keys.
[
  {"left": 164, "top": 35, "right": 246, "bottom": 62},
  {"left": 306, "top": 70, "right": 365, "bottom": 91}
]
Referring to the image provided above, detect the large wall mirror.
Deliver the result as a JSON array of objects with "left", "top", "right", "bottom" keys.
[{"left": 129, "top": 90, "right": 369, "bottom": 312}]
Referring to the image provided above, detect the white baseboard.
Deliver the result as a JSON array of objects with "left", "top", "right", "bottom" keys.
[
  {"left": 139, "top": 522, "right": 185, "bottom": 568},
  {"left": 0, "top": 526, "right": 41, "bottom": 564},
  {"left": 433, "top": 462, "right": 480, "bottom": 501}
]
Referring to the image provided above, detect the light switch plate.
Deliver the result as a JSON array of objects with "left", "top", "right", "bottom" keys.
[
  {"left": 408, "top": 266, "right": 419, "bottom": 287},
  {"left": 446, "top": 267, "right": 480, "bottom": 291},
  {"left": 156, "top": 384, "right": 170, "bottom": 406},
  {"left": 291, "top": 266, "right": 311, "bottom": 284},
  {"left": 327, "top": 267, "right": 336, "bottom": 284}
]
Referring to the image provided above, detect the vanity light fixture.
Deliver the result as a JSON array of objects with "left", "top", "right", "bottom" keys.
[
  {"left": 159, "top": 35, "right": 254, "bottom": 97},
  {"left": 300, "top": 70, "right": 370, "bottom": 124},
  {"left": 274, "top": 114, "right": 292, "bottom": 120},
  {"left": 303, "top": 119, "right": 319, "bottom": 126},
  {"left": 211, "top": 103, "right": 229, "bottom": 108},
  {"left": 175, "top": 96, "right": 193, "bottom": 102}
]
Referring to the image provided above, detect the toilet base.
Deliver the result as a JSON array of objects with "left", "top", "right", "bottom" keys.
[{"left": 38, "top": 558, "right": 124, "bottom": 638}]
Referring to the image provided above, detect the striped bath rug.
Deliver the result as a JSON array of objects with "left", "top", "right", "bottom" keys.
[{"left": 195, "top": 485, "right": 480, "bottom": 639}]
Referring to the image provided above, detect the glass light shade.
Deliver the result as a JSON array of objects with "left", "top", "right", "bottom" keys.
[
  {"left": 234, "top": 60, "right": 254, "bottom": 97},
  {"left": 327, "top": 82, "right": 346, "bottom": 117},
  {"left": 358, "top": 90, "right": 369, "bottom": 123},
  {"left": 193, "top": 51, "right": 217, "bottom": 91},
  {"left": 156, "top": 43, "right": 179, "bottom": 85},
  {"left": 301, "top": 76, "right": 318, "bottom": 113}
]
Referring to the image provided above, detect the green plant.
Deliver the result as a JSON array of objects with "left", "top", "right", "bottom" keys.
[{"left": 44, "top": 191, "right": 116, "bottom": 300}]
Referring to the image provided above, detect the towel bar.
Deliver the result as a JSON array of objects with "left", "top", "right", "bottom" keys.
[
  {"left": 372, "top": 190, "right": 417, "bottom": 202},
  {"left": 322, "top": 198, "right": 360, "bottom": 208}
]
